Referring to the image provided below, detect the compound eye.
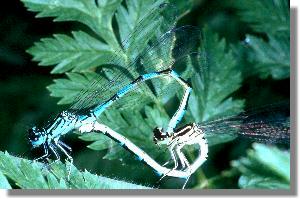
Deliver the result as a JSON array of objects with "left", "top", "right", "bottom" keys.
[
  {"left": 27, "top": 127, "right": 46, "bottom": 147},
  {"left": 27, "top": 128, "right": 36, "bottom": 141},
  {"left": 28, "top": 127, "right": 41, "bottom": 142}
]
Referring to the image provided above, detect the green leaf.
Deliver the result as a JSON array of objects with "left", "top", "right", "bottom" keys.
[
  {"left": 79, "top": 28, "right": 244, "bottom": 161},
  {"left": 0, "top": 170, "right": 11, "bottom": 189},
  {"left": 169, "top": 0, "right": 194, "bottom": 18},
  {"left": 187, "top": 27, "right": 244, "bottom": 122},
  {"left": 29, "top": 0, "right": 177, "bottom": 111},
  {"left": 231, "top": 143, "right": 290, "bottom": 189},
  {"left": 84, "top": 134, "right": 117, "bottom": 151},
  {"left": 79, "top": 105, "right": 170, "bottom": 162},
  {"left": 25, "top": 0, "right": 176, "bottom": 76},
  {"left": 116, "top": 0, "right": 172, "bottom": 58},
  {"left": 47, "top": 71, "right": 157, "bottom": 110},
  {"left": 232, "top": 0, "right": 289, "bottom": 35},
  {"left": 185, "top": 27, "right": 244, "bottom": 146},
  {"left": 230, "top": 0, "right": 290, "bottom": 80},
  {"left": 47, "top": 72, "right": 106, "bottom": 105},
  {"left": 244, "top": 34, "right": 290, "bottom": 79},
  {"left": 21, "top": 0, "right": 121, "bottom": 48},
  {"left": 0, "top": 151, "right": 151, "bottom": 189},
  {"left": 27, "top": 31, "right": 117, "bottom": 74},
  {"left": 0, "top": 151, "right": 62, "bottom": 189}
]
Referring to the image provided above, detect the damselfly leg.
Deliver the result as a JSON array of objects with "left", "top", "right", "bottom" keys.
[
  {"left": 55, "top": 140, "right": 73, "bottom": 180},
  {"left": 33, "top": 140, "right": 73, "bottom": 180},
  {"left": 58, "top": 140, "right": 72, "bottom": 152},
  {"left": 154, "top": 123, "right": 208, "bottom": 189},
  {"left": 32, "top": 144, "right": 50, "bottom": 162},
  {"left": 157, "top": 143, "right": 179, "bottom": 183}
]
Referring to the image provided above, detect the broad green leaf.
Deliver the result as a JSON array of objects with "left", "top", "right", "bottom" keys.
[
  {"left": 231, "top": 143, "right": 290, "bottom": 189},
  {"left": 0, "top": 151, "right": 151, "bottom": 189}
]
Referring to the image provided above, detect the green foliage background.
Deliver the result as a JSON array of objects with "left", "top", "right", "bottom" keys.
[{"left": 0, "top": 0, "right": 290, "bottom": 189}]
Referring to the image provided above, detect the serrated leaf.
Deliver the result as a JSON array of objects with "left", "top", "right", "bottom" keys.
[
  {"left": 185, "top": 27, "right": 244, "bottom": 146},
  {"left": 231, "top": 143, "right": 290, "bottom": 189},
  {"left": 87, "top": 135, "right": 117, "bottom": 151},
  {"left": 116, "top": 0, "right": 171, "bottom": 58},
  {"left": 0, "top": 151, "right": 151, "bottom": 189},
  {"left": 230, "top": 0, "right": 290, "bottom": 80},
  {"left": 238, "top": 175, "right": 290, "bottom": 189},
  {"left": 47, "top": 72, "right": 107, "bottom": 105},
  {"left": 232, "top": 0, "right": 289, "bottom": 35},
  {"left": 34, "top": 0, "right": 177, "bottom": 110},
  {"left": 21, "top": 0, "right": 121, "bottom": 48},
  {"left": 79, "top": 106, "right": 170, "bottom": 162},
  {"left": 244, "top": 34, "right": 290, "bottom": 79},
  {"left": 187, "top": 27, "right": 244, "bottom": 123},
  {"left": 0, "top": 152, "right": 58, "bottom": 188},
  {"left": 0, "top": 170, "right": 12, "bottom": 189},
  {"left": 27, "top": 31, "right": 117, "bottom": 73},
  {"left": 78, "top": 28, "right": 245, "bottom": 161}
]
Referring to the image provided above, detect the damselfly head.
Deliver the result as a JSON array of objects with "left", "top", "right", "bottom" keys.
[{"left": 28, "top": 126, "right": 46, "bottom": 148}]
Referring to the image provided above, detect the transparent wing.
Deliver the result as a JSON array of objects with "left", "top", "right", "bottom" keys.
[
  {"left": 68, "top": 2, "right": 179, "bottom": 110},
  {"left": 104, "top": 53, "right": 196, "bottom": 111},
  {"left": 70, "top": 24, "right": 202, "bottom": 111},
  {"left": 198, "top": 101, "right": 290, "bottom": 144}
]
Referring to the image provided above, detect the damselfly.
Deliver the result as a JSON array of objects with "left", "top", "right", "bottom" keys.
[
  {"left": 27, "top": 2, "right": 203, "bottom": 178},
  {"left": 152, "top": 101, "right": 290, "bottom": 188},
  {"left": 77, "top": 102, "right": 289, "bottom": 189}
]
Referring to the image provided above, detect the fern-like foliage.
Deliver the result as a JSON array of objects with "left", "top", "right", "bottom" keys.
[
  {"left": 0, "top": 152, "right": 150, "bottom": 189},
  {"left": 23, "top": 0, "right": 122, "bottom": 49},
  {"left": 22, "top": 0, "right": 244, "bottom": 178},
  {"left": 25, "top": 0, "right": 175, "bottom": 110},
  {"left": 185, "top": 27, "right": 244, "bottom": 146},
  {"left": 186, "top": 27, "right": 244, "bottom": 122},
  {"left": 232, "top": 144, "right": 290, "bottom": 189},
  {"left": 19, "top": 0, "right": 290, "bottom": 189},
  {"left": 232, "top": 0, "right": 289, "bottom": 35},
  {"left": 232, "top": 0, "right": 290, "bottom": 79},
  {"left": 79, "top": 27, "right": 244, "bottom": 162},
  {"left": 28, "top": 31, "right": 117, "bottom": 74}
]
